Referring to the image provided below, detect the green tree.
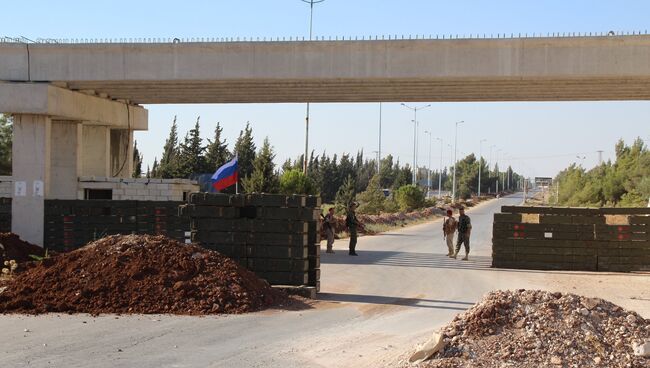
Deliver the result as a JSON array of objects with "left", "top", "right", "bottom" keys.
[
  {"left": 132, "top": 140, "right": 143, "bottom": 178},
  {"left": 379, "top": 154, "right": 396, "bottom": 188},
  {"left": 394, "top": 185, "right": 425, "bottom": 211},
  {"left": 233, "top": 122, "right": 256, "bottom": 184},
  {"left": 205, "top": 122, "right": 230, "bottom": 172},
  {"left": 177, "top": 117, "right": 208, "bottom": 177},
  {"left": 241, "top": 137, "right": 278, "bottom": 193},
  {"left": 0, "top": 114, "right": 12, "bottom": 175},
  {"left": 357, "top": 174, "right": 385, "bottom": 214},
  {"left": 335, "top": 175, "right": 357, "bottom": 213},
  {"left": 279, "top": 169, "right": 317, "bottom": 195},
  {"left": 157, "top": 116, "right": 180, "bottom": 178},
  {"left": 150, "top": 157, "right": 159, "bottom": 178}
]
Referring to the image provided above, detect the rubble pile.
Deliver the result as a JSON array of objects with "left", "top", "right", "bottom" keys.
[
  {"left": 410, "top": 290, "right": 649, "bottom": 368},
  {"left": 0, "top": 233, "right": 45, "bottom": 265},
  {"left": 0, "top": 234, "right": 284, "bottom": 315}
]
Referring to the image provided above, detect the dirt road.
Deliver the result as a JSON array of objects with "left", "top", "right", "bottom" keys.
[{"left": 1, "top": 193, "right": 648, "bottom": 367}]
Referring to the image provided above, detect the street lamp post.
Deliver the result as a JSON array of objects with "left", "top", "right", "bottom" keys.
[
  {"left": 401, "top": 103, "right": 431, "bottom": 185},
  {"left": 435, "top": 138, "right": 443, "bottom": 199},
  {"left": 496, "top": 149, "right": 502, "bottom": 193},
  {"left": 300, "top": 0, "right": 325, "bottom": 174},
  {"left": 424, "top": 130, "right": 433, "bottom": 197},
  {"left": 378, "top": 102, "right": 382, "bottom": 175},
  {"left": 478, "top": 139, "right": 487, "bottom": 197},
  {"left": 452, "top": 120, "right": 465, "bottom": 202}
]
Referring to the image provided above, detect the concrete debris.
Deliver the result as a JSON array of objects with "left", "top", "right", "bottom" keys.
[
  {"left": 403, "top": 290, "right": 649, "bottom": 368},
  {"left": 633, "top": 340, "right": 650, "bottom": 357},
  {"left": 409, "top": 332, "right": 445, "bottom": 364}
]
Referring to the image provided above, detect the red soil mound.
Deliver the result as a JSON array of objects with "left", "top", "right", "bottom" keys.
[
  {"left": 0, "top": 234, "right": 283, "bottom": 315},
  {"left": 0, "top": 233, "right": 45, "bottom": 265}
]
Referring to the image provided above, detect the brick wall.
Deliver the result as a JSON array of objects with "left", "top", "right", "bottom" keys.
[
  {"left": 0, "top": 176, "right": 12, "bottom": 198},
  {"left": 78, "top": 177, "right": 199, "bottom": 201},
  {"left": 492, "top": 206, "right": 650, "bottom": 272}
]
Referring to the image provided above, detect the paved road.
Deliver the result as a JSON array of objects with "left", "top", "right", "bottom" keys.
[{"left": 1, "top": 194, "right": 649, "bottom": 367}]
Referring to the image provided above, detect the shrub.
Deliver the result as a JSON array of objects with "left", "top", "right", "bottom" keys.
[
  {"left": 394, "top": 185, "right": 425, "bottom": 211},
  {"left": 279, "top": 169, "right": 317, "bottom": 195}
]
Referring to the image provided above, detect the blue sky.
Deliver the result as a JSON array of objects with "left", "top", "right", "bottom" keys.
[{"left": 4, "top": 0, "right": 650, "bottom": 177}]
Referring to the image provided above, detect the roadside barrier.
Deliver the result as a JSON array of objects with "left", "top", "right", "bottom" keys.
[{"left": 492, "top": 206, "right": 650, "bottom": 272}]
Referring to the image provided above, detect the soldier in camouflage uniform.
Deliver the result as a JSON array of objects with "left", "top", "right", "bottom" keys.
[
  {"left": 346, "top": 202, "right": 361, "bottom": 256},
  {"left": 453, "top": 206, "right": 472, "bottom": 260}
]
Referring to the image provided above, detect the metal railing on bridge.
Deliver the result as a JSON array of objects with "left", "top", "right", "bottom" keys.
[{"left": 2, "top": 30, "right": 649, "bottom": 44}]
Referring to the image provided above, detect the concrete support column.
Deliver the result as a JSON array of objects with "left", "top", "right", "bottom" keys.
[
  {"left": 12, "top": 114, "right": 51, "bottom": 246},
  {"left": 50, "top": 121, "right": 82, "bottom": 199},
  {"left": 81, "top": 125, "right": 110, "bottom": 177},
  {"left": 110, "top": 129, "right": 133, "bottom": 178}
]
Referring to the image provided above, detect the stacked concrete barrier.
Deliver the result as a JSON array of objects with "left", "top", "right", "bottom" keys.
[
  {"left": 44, "top": 200, "right": 189, "bottom": 251},
  {"left": 181, "top": 193, "right": 321, "bottom": 291},
  {"left": 0, "top": 198, "right": 11, "bottom": 232},
  {"left": 492, "top": 206, "right": 650, "bottom": 272}
]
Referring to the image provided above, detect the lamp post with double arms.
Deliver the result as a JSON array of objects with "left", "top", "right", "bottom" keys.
[
  {"left": 452, "top": 120, "right": 465, "bottom": 202},
  {"left": 401, "top": 103, "right": 431, "bottom": 185},
  {"left": 478, "top": 139, "right": 487, "bottom": 197},
  {"left": 435, "top": 137, "right": 443, "bottom": 199}
]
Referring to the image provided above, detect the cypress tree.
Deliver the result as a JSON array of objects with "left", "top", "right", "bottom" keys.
[
  {"left": 241, "top": 137, "right": 279, "bottom": 193},
  {"left": 158, "top": 116, "right": 180, "bottom": 178},
  {"left": 233, "top": 122, "right": 256, "bottom": 181},
  {"left": 0, "top": 114, "right": 12, "bottom": 175},
  {"left": 205, "top": 122, "right": 230, "bottom": 171},
  {"left": 177, "top": 117, "right": 208, "bottom": 177},
  {"left": 132, "top": 140, "right": 143, "bottom": 178}
]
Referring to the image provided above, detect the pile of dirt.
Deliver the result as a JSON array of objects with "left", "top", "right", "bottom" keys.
[
  {"left": 0, "top": 233, "right": 45, "bottom": 265},
  {"left": 0, "top": 234, "right": 284, "bottom": 315},
  {"left": 407, "top": 290, "right": 649, "bottom": 368}
]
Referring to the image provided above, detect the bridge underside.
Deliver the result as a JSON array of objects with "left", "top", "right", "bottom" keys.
[{"left": 64, "top": 77, "right": 650, "bottom": 104}]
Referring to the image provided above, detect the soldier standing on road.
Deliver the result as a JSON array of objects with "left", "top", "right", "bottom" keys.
[
  {"left": 452, "top": 206, "right": 472, "bottom": 260},
  {"left": 324, "top": 207, "right": 336, "bottom": 254},
  {"left": 346, "top": 202, "right": 362, "bottom": 256},
  {"left": 442, "top": 209, "right": 457, "bottom": 257}
]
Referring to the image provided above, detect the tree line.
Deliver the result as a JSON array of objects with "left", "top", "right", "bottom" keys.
[
  {"left": 552, "top": 138, "right": 649, "bottom": 207},
  {"left": 0, "top": 114, "right": 524, "bottom": 212},
  {"left": 144, "top": 117, "right": 523, "bottom": 212}
]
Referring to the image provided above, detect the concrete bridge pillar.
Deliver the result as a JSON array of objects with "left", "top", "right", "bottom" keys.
[
  {"left": 11, "top": 114, "right": 51, "bottom": 245},
  {"left": 0, "top": 83, "right": 148, "bottom": 245}
]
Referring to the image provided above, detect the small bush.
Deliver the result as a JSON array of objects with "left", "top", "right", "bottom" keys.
[
  {"left": 279, "top": 169, "right": 317, "bottom": 195},
  {"left": 394, "top": 185, "right": 425, "bottom": 211}
]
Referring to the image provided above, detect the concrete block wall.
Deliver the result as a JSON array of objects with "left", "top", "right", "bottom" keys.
[
  {"left": 492, "top": 206, "right": 650, "bottom": 272},
  {"left": 78, "top": 177, "right": 199, "bottom": 201},
  {"left": 0, "top": 176, "right": 12, "bottom": 198},
  {"left": 44, "top": 200, "right": 189, "bottom": 251},
  {"left": 181, "top": 193, "right": 322, "bottom": 291}
]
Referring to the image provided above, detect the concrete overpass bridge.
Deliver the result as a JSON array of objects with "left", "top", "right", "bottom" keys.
[{"left": 1, "top": 34, "right": 650, "bottom": 244}]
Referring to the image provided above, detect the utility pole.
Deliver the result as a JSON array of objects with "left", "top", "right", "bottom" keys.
[
  {"left": 378, "top": 102, "right": 382, "bottom": 176},
  {"left": 496, "top": 149, "right": 502, "bottom": 194},
  {"left": 436, "top": 137, "right": 443, "bottom": 199},
  {"left": 452, "top": 120, "right": 465, "bottom": 202},
  {"left": 300, "top": 0, "right": 325, "bottom": 174},
  {"left": 478, "top": 139, "right": 487, "bottom": 197},
  {"left": 426, "top": 131, "right": 432, "bottom": 197},
  {"left": 401, "top": 103, "right": 431, "bottom": 185}
]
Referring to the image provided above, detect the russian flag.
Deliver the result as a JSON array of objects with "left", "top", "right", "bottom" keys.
[{"left": 211, "top": 156, "right": 238, "bottom": 191}]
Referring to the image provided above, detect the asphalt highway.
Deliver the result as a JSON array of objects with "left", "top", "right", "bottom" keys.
[{"left": 1, "top": 193, "right": 648, "bottom": 367}]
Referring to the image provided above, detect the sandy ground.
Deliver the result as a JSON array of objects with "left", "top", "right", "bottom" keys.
[{"left": 1, "top": 193, "right": 648, "bottom": 367}]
